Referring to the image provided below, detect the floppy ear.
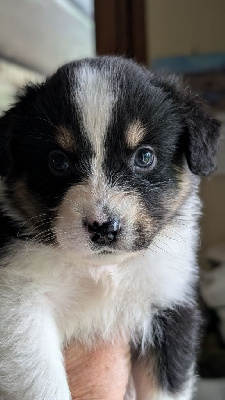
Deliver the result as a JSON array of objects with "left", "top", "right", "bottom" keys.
[
  {"left": 0, "top": 109, "right": 14, "bottom": 177},
  {"left": 0, "top": 82, "right": 42, "bottom": 177},
  {"left": 154, "top": 75, "right": 221, "bottom": 176},
  {"left": 182, "top": 92, "right": 220, "bottom": 176}
]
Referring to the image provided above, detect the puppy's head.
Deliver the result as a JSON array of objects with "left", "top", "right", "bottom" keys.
[{"left": 0, "top": 57, "right": 220, "bottom": 261}]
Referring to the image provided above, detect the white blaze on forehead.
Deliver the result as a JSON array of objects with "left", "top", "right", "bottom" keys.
[{"left": 76, "top": 64, "right": 118, "bottom": 171}]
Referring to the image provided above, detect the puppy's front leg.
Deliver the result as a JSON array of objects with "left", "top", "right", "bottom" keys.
[
  {"left": 0, "top": 287, "right": 70, "bottom": 400},
  {"left": 132, "top": 306, "right": 199, "bottom": 400}
]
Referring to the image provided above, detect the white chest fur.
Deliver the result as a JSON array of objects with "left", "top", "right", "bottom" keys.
[{"left": 0, "top": 194, "right": 199, "bottom": 347}]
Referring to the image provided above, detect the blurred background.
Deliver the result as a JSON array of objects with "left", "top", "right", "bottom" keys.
[{"left": 0, "top": 0, "right": 224, "bottom": 398}]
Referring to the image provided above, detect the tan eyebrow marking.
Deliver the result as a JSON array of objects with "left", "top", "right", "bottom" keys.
[
  {"left": 126, "top": 121, "right": 146, "bottom": 149},
  {"left": 56, "top": 126, "right": 76, "bottom": 152}
]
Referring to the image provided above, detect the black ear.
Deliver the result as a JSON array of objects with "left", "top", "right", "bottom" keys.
[
  {"left": 0, "top": 109, "right": 14, "bottom": 177},
  {"left": 0, "top": 82, "right": 42, "bottom": 177},
  {"left": 183, "top": 93, "right": 220, "bottom": 176},
  {"left": 154, "top": 75, "right": 221, "bottom": 176}
]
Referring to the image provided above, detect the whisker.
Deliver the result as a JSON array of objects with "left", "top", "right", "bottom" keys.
[
  {"left": 17, "top": 213, "right": 49, "bottom": 236},
  {"left": 151, "top": 242, "right": 171, "bottom": 255},
  {"left": 26, "top": 220, "right": 53, "bottom": 237},
  {"left": 29, "top": 228, "right": 52, "bottom": 242}
]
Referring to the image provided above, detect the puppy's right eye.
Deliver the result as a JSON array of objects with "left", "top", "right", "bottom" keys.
[{"left": 49, "top": 151, "right": 70, "bottom": 174}]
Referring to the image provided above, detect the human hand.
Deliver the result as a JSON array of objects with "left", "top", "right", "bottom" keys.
[{"left": 65, "top": 340, "right": 131, "bottom": 399}]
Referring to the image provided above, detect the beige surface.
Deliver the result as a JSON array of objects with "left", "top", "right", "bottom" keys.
[
  {"left": 145, "top": 0, "right": 225, "bottom": 64},
  {"left": 200, "top": 175, "right": 225, "bottom": 255}
]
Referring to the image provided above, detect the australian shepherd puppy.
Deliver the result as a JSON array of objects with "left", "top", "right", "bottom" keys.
[{"left": 0, "top": 57, "right": 220, "bottom": 399}]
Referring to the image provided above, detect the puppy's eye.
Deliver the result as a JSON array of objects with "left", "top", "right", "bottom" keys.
[
  {"left": 49, "top": 151, "right": 70, "bottom": 174},
  {"left": 134, "top": 147, "right": 156, "bottom": 169}
]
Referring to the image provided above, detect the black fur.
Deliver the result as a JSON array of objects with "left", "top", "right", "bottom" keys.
[
  {"left": 0, "top": 211, "right": 22, "bottom": 248},
  {"left": 151, "top": 74, "right": 221, "bottom": 176},
  {"left": 132, "top": 305, "right": 200, "bottom": 395},
  {"left": 152, "top": 306, "right": 200, "bottom": 394},
  {"left": 0, "top": 74, "right": 92, "bottom": 214}
]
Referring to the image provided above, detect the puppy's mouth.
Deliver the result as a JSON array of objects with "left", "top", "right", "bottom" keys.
[
  {"left": 96, "top": 249, "right": 114, "bottom": 255},
  {"left": 90, "top": 241, "right": 118, "bottom": 255},
  {"left": 87, "top": 245, "right": 134, "bottom": 265}
]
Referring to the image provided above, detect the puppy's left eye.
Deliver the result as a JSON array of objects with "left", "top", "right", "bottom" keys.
[
  {"left": 134, "top": 146, "right": 156, "bottom": 169},
  {"left": 49, "top": 151, "right": 70, "bottom": 174}
]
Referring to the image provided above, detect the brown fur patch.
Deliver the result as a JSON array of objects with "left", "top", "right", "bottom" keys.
[
  {"left": 8, "top": 178, "right": 53, "bottom": 242},
  {"left": 126, "top": 121, "right": 146, "bottom": 149},
  {"left": 9, "top": 179, "right": 42, "bottom": 220},
  {"left": 169, "top": 166, "right": 191, "bottom": 215},
  {"left": 56, "top": 126, "right": 76, "bottom": 152}
]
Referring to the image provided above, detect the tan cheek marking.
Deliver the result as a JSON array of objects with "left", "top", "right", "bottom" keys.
[
  {"left": 133, "top": 201, "right": 155, "bottom": 242},
  {"left": 129, "top": 168, "right": 192, "bottom": 241},
  {"left": 56, "top": 126, "right": 76, "bottom": 152},
  {"left": 10, "top": 179, "right": 41, "bottom": 218},
  {"left": 126, "top": 121, "right": 146, "bottom": 149},
  {"left": 166, "top": 167, "right": 191, "bottom": 217}
]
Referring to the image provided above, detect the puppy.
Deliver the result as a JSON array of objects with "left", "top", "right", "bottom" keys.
[{"left": 0, "top": 56, "right": 220, "bottom": 400}]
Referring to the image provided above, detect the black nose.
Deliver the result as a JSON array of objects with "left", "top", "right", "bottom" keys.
[{"left": 86, "top": 218, "right": 121, "bottom": 245}]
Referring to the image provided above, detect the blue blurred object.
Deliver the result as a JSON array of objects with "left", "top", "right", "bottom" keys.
[{"left": 151, "top": 53, "right": 225, "bottom": 74}]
